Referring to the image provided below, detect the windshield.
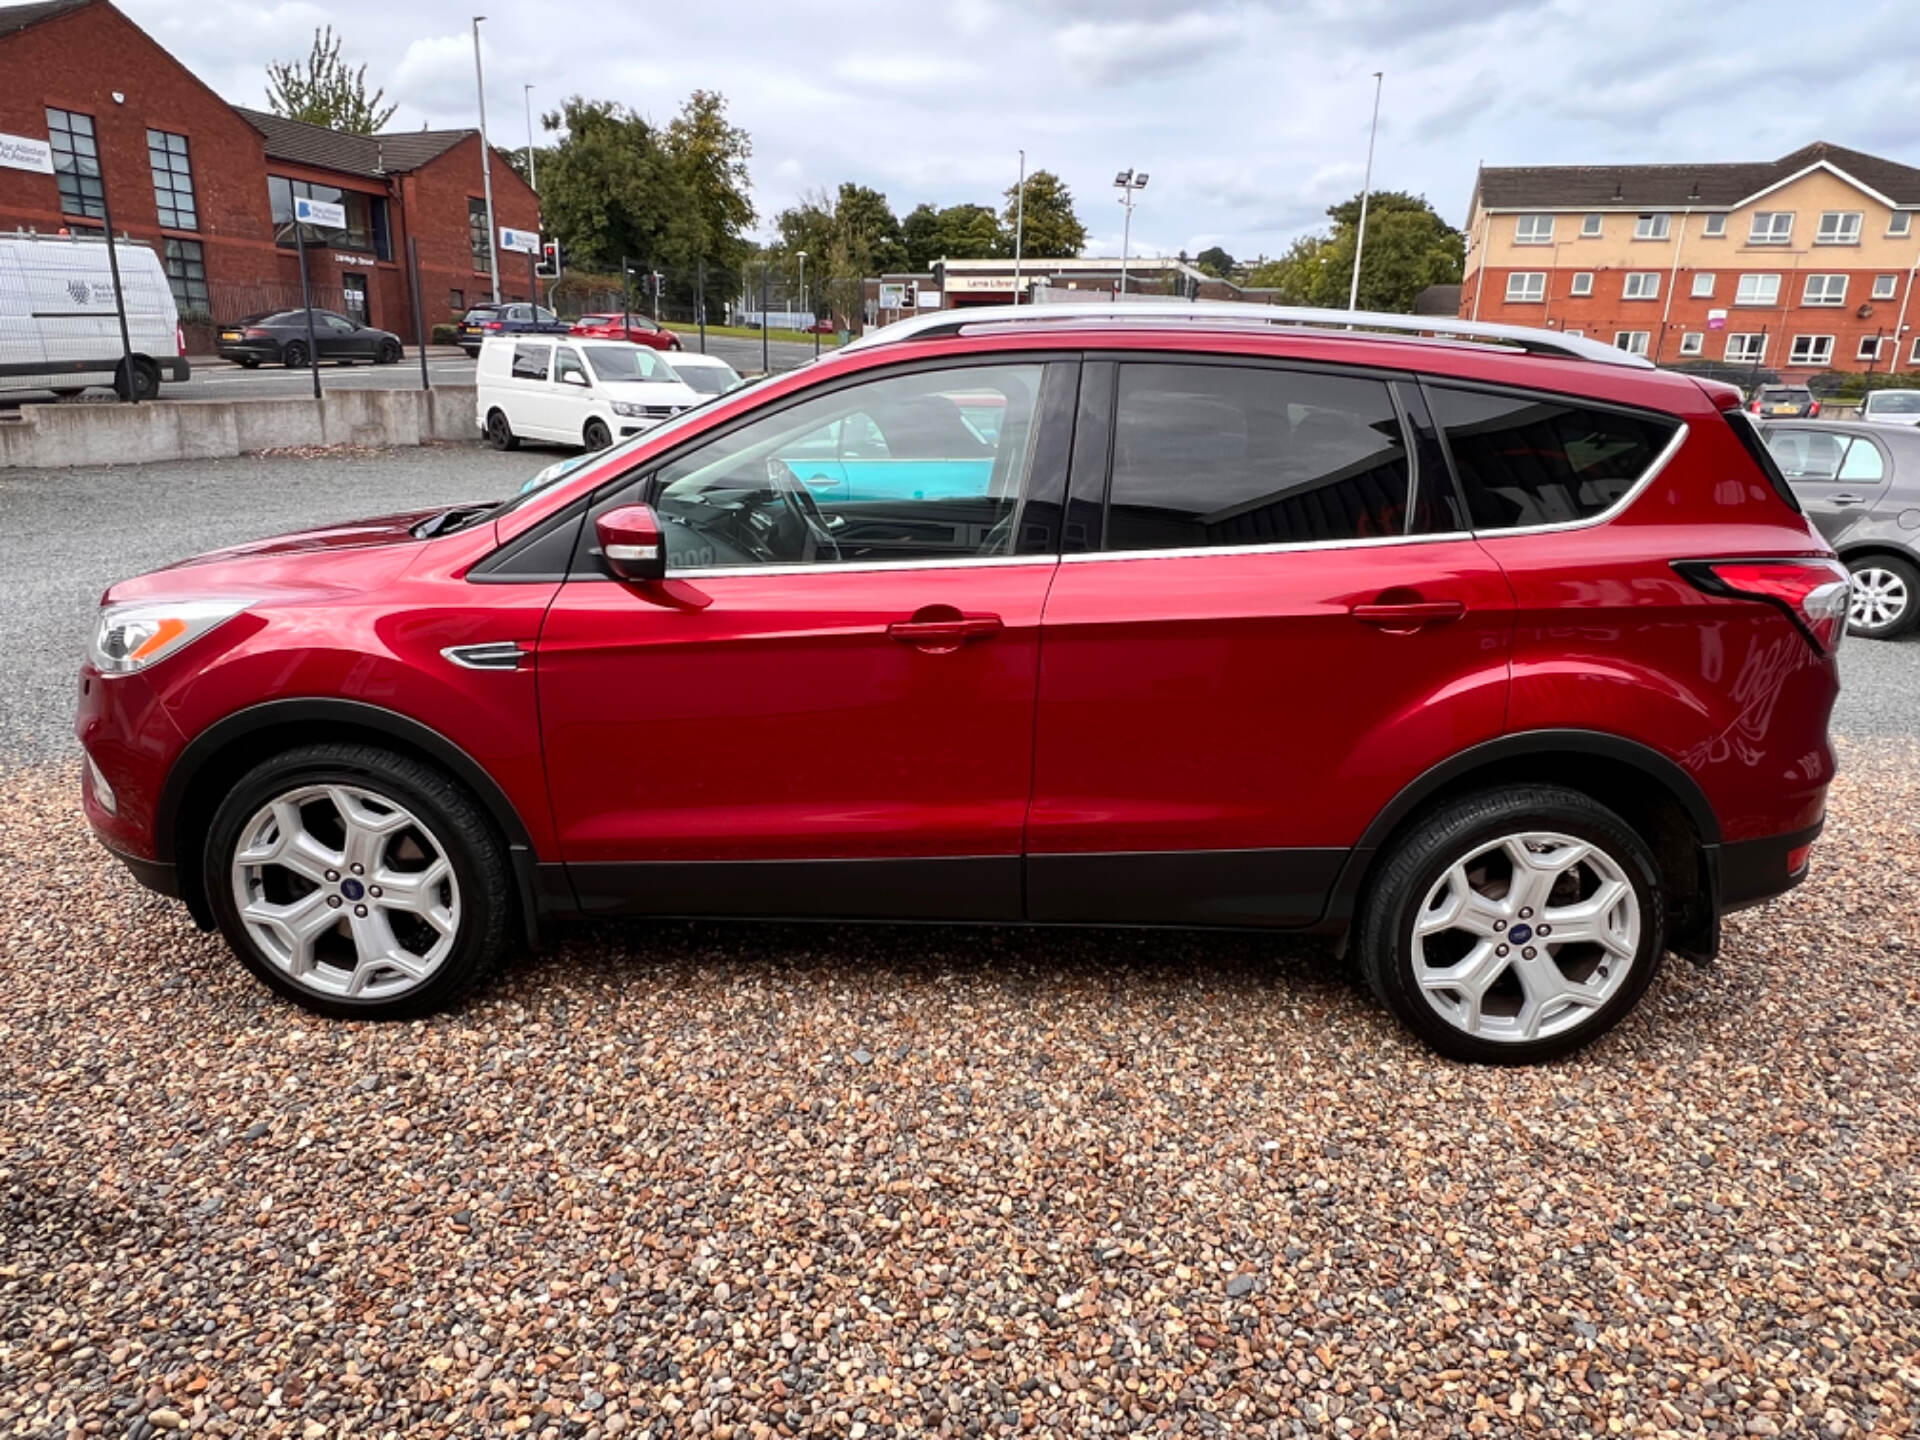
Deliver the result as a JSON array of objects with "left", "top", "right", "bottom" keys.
[
  {"left": 1867, "top": 391, "right": 1920, "bottom": 414},
  {"left": 671, "top": 362, "right": 741, "bottom": 396},
  {"left": 582, "top": 344, "right": 670, "bottom": 382}
]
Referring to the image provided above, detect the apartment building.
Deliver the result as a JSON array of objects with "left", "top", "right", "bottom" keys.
[{"left": 1462, "top": 142, "right": 1920, "bottom": 374}]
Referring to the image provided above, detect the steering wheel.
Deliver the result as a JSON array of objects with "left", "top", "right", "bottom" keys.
[{"left": 765, "top": 457, "right": 842, "bottom": 562}]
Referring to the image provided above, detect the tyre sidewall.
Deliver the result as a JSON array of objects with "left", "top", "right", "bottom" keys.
[
  {"left": 205, "top": 748, "right": 505, "bottom": 1019},
  {"left": 1364, "top": 792, "right": 1667, "bottom": 1065},
  {"left": 1847, "top": 555, "right": 1919, "bottom": 638}
]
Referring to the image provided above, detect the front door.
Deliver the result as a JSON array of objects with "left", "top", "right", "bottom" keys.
[
  {"left": 342, "top": 274, "right": 369, "bottom": 329},
  {"left": 537, "top": 357, "right": 1074, "bottom": 919},
  {"left": 1027, "top": 358, "right": 1514, "bottom": 926}
]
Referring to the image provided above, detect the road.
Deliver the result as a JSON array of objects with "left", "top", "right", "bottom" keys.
[{"left": 3, "top": 443, "right": 1916, "bottom": 761}]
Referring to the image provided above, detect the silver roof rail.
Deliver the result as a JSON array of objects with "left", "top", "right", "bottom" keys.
[{"left": 841, "top": 300, "right": 1653, "bottom": 369}]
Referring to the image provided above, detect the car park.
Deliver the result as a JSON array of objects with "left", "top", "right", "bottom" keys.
[
  {"left": 456, "top": 303, "right": 570, "bottom": 357},
  {"left": 1859, "top": 388, "right": 1920, "bottom": 426},
  {"left": 215, "top": 309, "right": 403, "bottom": 368},
  {"left": 662, "top": 350, "right": 744, "bottom": 397},
  {"left": 1763, "top": 419, "right": 1920, "bottom": 637},
  {"left": 475, "top": 335, "right": 703, "bottom": 451},
  {"left": 570, "top": 313, "right": 683, "bottom": 350},
  {"left": 78, "top": 301, "right": 1847, "bottom": 1064},
  {"left": 1747, "top": 383, "right": 1819, "bottom": 418},
  {"left": 0, "top": 233, "right": 189, "bottom": 400}
]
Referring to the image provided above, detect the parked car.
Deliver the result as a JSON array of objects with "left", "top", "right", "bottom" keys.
[
  {"left": 79, "top": 302, "right": 1847, "bottom": 1064},
  {"left": 475, "top": 335, "right": 703, "bottom": 451},
  {"left": 662, "top": 350, "right": 744, "bottom": 397},
  {"left": 569, "top": 313, "right": 682, "bottom": 350},
  {"left": 1748, "top": 383, "right": 1819, "bottom": 418},
  {"left": 456, "top": 303, "right": 569, "bottom": 357},
  {"left": 1859, "top": 388, "right": 1920, "bottom": 426},
  {"left": 1762, "top": 420, "right": 1920, "bottom": 637},
  {"left": 0, "top": 233, "right": 188, "bottom": 399},
  {"left": 215, "top": 309, "right": 403, "bottom": 368}
]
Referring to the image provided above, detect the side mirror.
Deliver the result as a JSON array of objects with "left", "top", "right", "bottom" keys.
[
  {"left": 561, "top": 370, "right": 589, "bottom": 388},
  {"left": 596, "top": 504, "right": 666, "bottom": 582}
]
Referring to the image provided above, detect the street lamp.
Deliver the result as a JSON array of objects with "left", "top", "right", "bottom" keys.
[
  {"left": 796, "top": 250, "right": 807, "bottom": 324},
  {"left": 523, "top": 84, "right": 537, "bottom": 192},
  {"left": 1114, "top": 168, "right": 1148, "bottom": 296}
]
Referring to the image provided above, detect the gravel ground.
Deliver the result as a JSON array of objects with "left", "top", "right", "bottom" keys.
[{"left": 3, "top": 740, "right": 1919, "bottom": 1437}]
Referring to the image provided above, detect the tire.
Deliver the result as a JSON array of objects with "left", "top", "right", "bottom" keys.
[
  {"left": 486, "top": 408, "right": 519, "bottom": 451},
  {"left": 583, "top": 417, "right": 612, "bottom": 451},
  {"left": 1354, "top": 786, "right": 1667, "bottom": 1065},
  {"left": 237, "top": 358, "right": 261, "bottom": 370},
  {"left": 112, "top": 358, "right": 159, "bottom": 402},
  {"left": 668, "top": 339, "right": 682, "bottom": 351},
  {"left": 377, "top": 339, "right": 402, "bottom": 365},
  {"left": 1845, "top": 554, "right": 1919, "bottom": 639},
  {"left": 282, "top": 341, "right": 309, "bottom": 370},
  {"left": 203, "top": 743, "right": 512, "bottom": 1019}
]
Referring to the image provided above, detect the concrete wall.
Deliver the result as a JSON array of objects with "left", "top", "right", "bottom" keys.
[{"left": 0, "top": 387, "right": 479, "bottom": 468}]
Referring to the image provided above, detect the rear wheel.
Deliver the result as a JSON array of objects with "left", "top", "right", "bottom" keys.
[
  {"left": 583, "top": 417, "right": 612, "bottom": 451},
  {"left": 1355, "top": 786, "right": 1666, "bottom": 1064},
  {"left": 112, "top": 358, "right": 159, "bottom": 402},
  {"left": 1845, "top": 555, "right": 1918, "bottom": 638},
  {"left": 282, "top": 341, "right": 309, "bottom": 370},
  {"left": 204, "top": 744, "right": 511, "bottom": 1019},
  {"left": 237, "top": 358, "right": 261, "bottom": 370},
  {"left": 486, "top": 408, "right": 519, "bottom": 450}
]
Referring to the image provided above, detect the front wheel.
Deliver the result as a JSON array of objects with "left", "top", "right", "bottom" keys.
[
  {"left": 377, "top": 339, "right": 402, "bottom": 364},
  {"left": 204, "top": 744, "right": 512, "bottom": 1018},
  {"left": 486, "top": 408, "right": 519, "bottom": 450},
  {"left": 583, "top": 417, "right": 612, "bottom": 450},
  {"left": 1846, "top": 555, "right": 1918, "bottom": 638},
  {"left": 112, "top": 358, "right": 159, "bottom": 401},
  {"left": 1355, "top": 786, "right": 1666, "bottom": 1064}
]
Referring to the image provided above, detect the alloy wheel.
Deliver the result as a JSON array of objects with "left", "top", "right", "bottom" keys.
[
  {"left": 230, "top": 783, "right": 461, "bottom": 1001},
  {"left": 1411, "top": 830, "right": 1640, "bottom": 1044},
  {"left": 1849, "top": 566, "right": 1909, "bottom": 632}
]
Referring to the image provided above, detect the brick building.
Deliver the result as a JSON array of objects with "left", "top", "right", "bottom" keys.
[
  {"left": 1461, "top": 142, "right": 1920, "bottom": 376},
  {"left": 0, "top": 0, "right": 540, "bottom": 346}
]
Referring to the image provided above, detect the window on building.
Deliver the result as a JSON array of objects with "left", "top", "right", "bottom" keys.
[
  {"left": 1911, "top": 336, "right": 1920, "bottom": 365},
  {"left": 1872, "top": 274, "right": 1898, "bottom": 300},
  {"left": 1802, "top": 274, "right": 1847, "bottom": 306},
  {"left": 269, "top": 176, "right": 388, "bottom": 257},
  {"left": 1748, "top": 212, "right": 1793, "bottom": 244},
  {"left": 1691, "top": 272, "right": 1715, "bottom": 298},
  {"left": 448, "top": 288, "right": 465, "bottom": 313},
  {"left": 1815, "top": 211, "right": 1863, "bottom": 245},
  {"left": 469, "top": 198, "right": 493, "bottom": 273},
  {"left": 146, "top": 129, "right": 196, "bottom": 230},
  {"left": 1725, "top": 332, "right": 1767, "bottom": 362},
  {"left": 1891, "top": 213, "right": 1913, "bottom": 237},
  {"left": 1515, "top": 214, "right": 1554, "bottom": 244},
  {"left": 1505, "top": 271, "right": 1546, "bottom": 302},
  {"left": 1570, "top": 272, "right": 1593, "bottom": 296},
  {"left": 1633, "top": 213, "right": 1670, "bottom": 240},
  {"left": 1702, "top": 214, "right": 1727, "bottom": 237},
  {"left": 1679, "top": 332, "right": 1704, "bottom": 356},
  {"left": 1623, "top": 272, "right": 1660, "bottom": 300},
  {"left": 1736, "top": 273, "right": 1781, "bottom": 306},
  {"left": 1788, "top": 335, "right": 1834, "bottom": 366},
  {"left": 1614, "top": 331, "right": 1650, "bottom": 355},
  {"left": 1426, "top": 386, "right": 1677, "bottom": 530},
  {"left": 1581, "top": 213, "right": 1603, "bottom": 237},
  {"left": 1857, "top": 334, "right": 1888, "bottom": 362},
  {"left": 46, "top": 107, "right": 104, "bottom": 219},
  {"left": 157, "top": 237, "right": 209, "bottom": 318}
]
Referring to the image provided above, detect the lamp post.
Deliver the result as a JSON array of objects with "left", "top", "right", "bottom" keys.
[
  {"left": 1347, "top": 71, "right": 1383, "bottom": 313},
  {"left": 472, "top": 16, "right": 500, "bottom": 303},
  {"left": 797, "top": 250, "right": 807, "bottom": 325},
  {"left": 1114, "top": 168, "right": 1148, "bottom": 296},
  {"left": 523, "top": 84, "right": 537, "bottom": 192},
  {"left": 1012, "top": 149, "right": 1025, "bottom": 304}
]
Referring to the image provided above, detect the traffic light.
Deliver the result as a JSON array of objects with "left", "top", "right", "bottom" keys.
[{"left": 536, "top": 240, "right": 562, "bottom": 280}]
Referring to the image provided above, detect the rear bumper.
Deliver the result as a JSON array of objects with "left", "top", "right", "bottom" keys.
[{"left": 1715, "top": 818, "right": 1824, "bottom": 914}]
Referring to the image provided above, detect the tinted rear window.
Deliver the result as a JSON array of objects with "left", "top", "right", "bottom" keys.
[
  {"left": 1428, "top": 386, "right": 1678, "bottom": 530},
  {"left": 1105, "top": 363, "right": 1412, "bottom": 551}
]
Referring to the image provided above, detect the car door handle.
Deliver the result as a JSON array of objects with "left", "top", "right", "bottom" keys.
[
  {"left": 1350, "top": 599, "right": 1466, "bottom": 629},
  {"left": 1829, "top": 493, "right": 1865, "bottom": 506},
  {"left": 888, "top": 612, "right": 1004, "bottom": 649}
]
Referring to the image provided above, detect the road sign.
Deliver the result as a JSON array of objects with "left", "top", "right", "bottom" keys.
[
  {"left": 292, "top": 195, "right": 347, "bottom": 230},
  {"left": 878, "top": 282, "right": 906, "bottom": 309},
  {"left": 1707, "top": 308, "right": 1727, "bottom": 331},
  {"left": 0, "top": 132, "right": 53, "bottom": 174},
  {"left": 500, "top": 227, "right": 540, "bottom": 255}
]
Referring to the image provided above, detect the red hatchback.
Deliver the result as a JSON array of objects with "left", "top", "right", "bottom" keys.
[
  {"left": 569, "top": 313, "right": 682, "bottom": 350},
  {"left": 78, "top": 303, "right": 1848, "bottom": 1062}
]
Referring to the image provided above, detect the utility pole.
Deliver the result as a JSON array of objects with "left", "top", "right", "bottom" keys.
[
  {"left": 523, "top": 84, "right": 537, "bottom": 192},
  {"left": 1114, "top": 168, "right": 1148, "bottom": 296},
  {"left": 1012, "top": 149, "right": 1025, "bottom": 305},
  {"left": 472, "top": 17, "right": 500, "bottom": 303},
  {"left": 1348, "top": 70, "right": 1383, "bottom": 312}
]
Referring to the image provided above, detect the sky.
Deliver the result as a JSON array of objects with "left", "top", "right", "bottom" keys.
[{"left": 108, "top": 0, "right": 1920, "bottom": 262}]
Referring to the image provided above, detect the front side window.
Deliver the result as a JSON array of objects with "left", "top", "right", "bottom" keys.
[
  {"left": 46, "top": 107, "right": 104, "bottom": 219},
  {"left": 1802, "top": 274, "right": 1847, "bottom": 306},
  {"left": 158, "top": 237, "right": 208, "bottom": 317},
  {"left": 1614, "top": 331, "right": 1650, "bottom": 355},
  {"left": 1736, "top": 273, "right": 1781, "bottom": 306},
  {"left": 468, "top": 198, "right": 492, "bottom": 272},
  {"left": 1623, "top": 272, "right": 1659, "bottom": 300},
  {"left": 1788, "top": 335, "right": 1834, "bottom": 366},
  {"left": 1570, "top": 271, "right": 1593, "bottom": 296},
  {"left": 1749, "top": 211, "right": 1793, "bottom": 244},
  {"left": 511, "top": 342, "right": 550, "bottom": 381},
  {"left": 1702, "top": 215, "right": 1727, "bottom": 237},
  {"left": 554, "top": 346, "right": 587, "bottom": 385},
  {"left": 1505, "top": 271, "right": 1545, "bottom": 302},
  {"left": 653, "top": 363, "right": 1044, "bottom": 568},
  {"left": 1428, "top": 386, "right": 1677, "bottom": 530},
  {"left": 1634, "top": 213, "right": 1670, "bottom": 240},
  {"left": 1726, "top": 332, "right": 1767, "bottom": 362},
  {"left": 1515, "top": 214, "right": 1554, "bottom": 244},
  {"left": 1691, "top": 272, "right": 1715, "bottom": 297},
  {"left": 147, "top": 129, "right": 196, "bottom": 230},
  {"left": 1815, "top": 211, "right": 1862, "bottom": 244},
  {"left": 1679, "top": 332, "right": 1704, "bottom": 356},
  {"left": 1103, "top": 363, "right": 1411, "bottom": 552}
]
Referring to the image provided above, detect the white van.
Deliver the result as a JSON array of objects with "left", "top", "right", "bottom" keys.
[
  {"left": 0, "top": 234, "right": 189, "bottom": 399},
  {"left": 475, "top": 336, "right": 704, "bottom": 451}
]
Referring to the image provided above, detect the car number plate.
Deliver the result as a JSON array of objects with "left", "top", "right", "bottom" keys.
[{"left": 220, "top": 330, "right": 241, "bottom": 340}]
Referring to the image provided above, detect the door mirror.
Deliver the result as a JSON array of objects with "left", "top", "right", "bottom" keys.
[
  {"left": 560, "top": 369, "right": 589, "bottom": 387},
  {"left": 596, "top": 504, "right": 666, "bottom": 581}
]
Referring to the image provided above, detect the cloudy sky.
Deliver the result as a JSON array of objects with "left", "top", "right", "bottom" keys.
[{"left": 112, "top": 0, "right": 1920, "bottom": 261}]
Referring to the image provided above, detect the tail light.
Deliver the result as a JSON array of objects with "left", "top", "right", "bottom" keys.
[
  {"left": 1749, "top": 399, "right": 1761, "bottom": 413},
  {"left": 175, "top": 323, "right": 185, "bottom": 355},
  {"left": 243, "top": 327, "right": 271, "bottom": 339},
  {"left": 484, "top": 320, "right": 503, "bottom": 331},
  {"left": 1675, "top": 558, "right": 1852, "bottom": 653},
  {"left": 1808, "top": 400, "right": 1820, "bottom": 416}
]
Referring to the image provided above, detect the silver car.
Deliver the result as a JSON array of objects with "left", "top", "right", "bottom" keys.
[
  {"left": 1763, "top": 420, "right": 1920, "bottom": 638},
  {"left": 1860, "top": 389, "right": 1920, "bottom": 426}
]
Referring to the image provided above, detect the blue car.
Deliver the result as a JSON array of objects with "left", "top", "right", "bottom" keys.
[{"left": 776, "top": 396, "right": 999, "bottom": 501}]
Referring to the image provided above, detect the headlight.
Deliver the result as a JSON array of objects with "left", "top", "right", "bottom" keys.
[
  {"left": 90, "top": 598, "right": 251, "bottom": 675},
  {"left": 610, "top": 401, "right": 649, "bottom": 419}
]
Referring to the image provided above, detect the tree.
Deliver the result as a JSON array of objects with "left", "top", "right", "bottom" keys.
[
  {"left": 834, "top": 183, "right": 906, "bottom": 274},
  {"left": 499, "top": 145, "right": 559, "bottom": 190},
  {"left": 535, "top": 97, "right": 684, "bottom": 275},
  {"left": 902, "top": 204, "right": 942, "bottom": 271},
  {"left": 1003, "top": 170, "right": 1085, "bottom": 258},
  {"left": 774, "top": 184, "right": 906, "bottom": 326},
  {"left": 1196, "top": 244, "right": 1235, "bottom": 278},
  {"left": 664, "top": 90, "right": 755, "bottom": 294},
  {"left": 266, "top": 27, "right": 396, "bottom": 134},
  {"left": 1247, "top": 190, "right": 1462, "bottom": 313}
]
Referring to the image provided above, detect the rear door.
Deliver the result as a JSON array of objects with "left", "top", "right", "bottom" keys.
[
  {"left": 1027, "top": 357, "right": 1513, "bottom": 926},
  {"left": 1763, "top": 425, "right": 1893, "bottom": 546}
]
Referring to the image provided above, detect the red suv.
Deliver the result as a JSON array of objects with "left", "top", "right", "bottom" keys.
[
  {"left": 569, "top": 314, "right": 683, "bottom": 350},
  {"left": 77, "top": 304, "right": 1848, "bottom": 1063}
]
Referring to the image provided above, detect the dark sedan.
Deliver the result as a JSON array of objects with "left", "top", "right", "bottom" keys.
[{"left": 215, "top": 310, "right": 404, "bottom": 369}]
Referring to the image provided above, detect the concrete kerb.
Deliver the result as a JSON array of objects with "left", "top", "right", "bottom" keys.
[{"left": 0, "top": 386, "right": 480, "bottom": 468}]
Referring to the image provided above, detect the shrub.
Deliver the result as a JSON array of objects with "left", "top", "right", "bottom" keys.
[{"left": 430, "top": 324, "right": 460, "bottom": 346}]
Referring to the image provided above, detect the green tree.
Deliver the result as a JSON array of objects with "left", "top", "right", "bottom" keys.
[
  {"left": 265, "top": 26, "right": 396, "bottom": 134},
  {"left": 499, "top": 145, "right": 559, "bottom": 190},
  {"left": 1003, "top": 170, "right": 1085, "bottom": 258},
  {"left": 902, "top": 204, "right": 941, "bottom": 271},
  {"left": 535, "top": 97, "right": 685, "bottom": 275},
  {"left": 664, "top": 90, "right": 756, "bottom": 293},
  {"left": 834, "top": 183, "right": 906, "bottom": 273},
  {"left": 1195, "top": 244, "right": 1235, "bottom": 278},
  {"left": 1248, "top": 190, "right": 1462, "bottom": 312}
]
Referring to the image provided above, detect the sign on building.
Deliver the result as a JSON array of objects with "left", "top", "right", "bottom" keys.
[
  {"left": 1706, "top": 308, "right": 1727, "bottom": 331},
  {"left": 499, "top": 227, "right": 540, "bottom": 255},
  {"left": 292, "top": 195, "right": 347, "bottom": 230},
  {"left": 877, "top": 282, "right": 907, "bottom": 310},
  {"left": 0, "top": 132, "right": 54, "bottom": 174}
]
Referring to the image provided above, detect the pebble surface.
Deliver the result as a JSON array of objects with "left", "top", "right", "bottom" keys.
[{"left": 3, "top": 740, "right": 1918, "bottom": 1438}]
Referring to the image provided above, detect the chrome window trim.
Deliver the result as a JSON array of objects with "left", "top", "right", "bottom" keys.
[
  {"left": 1060, "top": 530, "right": 1474, "bottom": 565},
  {"left": 663, "top": 553, "right": 1060, "bottom": 580},
  {"left": 1457, "top": 419, "right": 1689, "bottom": 540}
]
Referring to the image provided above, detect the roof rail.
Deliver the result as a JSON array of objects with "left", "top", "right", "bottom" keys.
[{"left": 840, "top": 300, "right": 1654, "bottom": 369}]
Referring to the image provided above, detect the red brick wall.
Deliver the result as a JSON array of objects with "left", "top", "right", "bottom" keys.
[{"left": 402, "top": 137, "right": 544, "bottom": 332}]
